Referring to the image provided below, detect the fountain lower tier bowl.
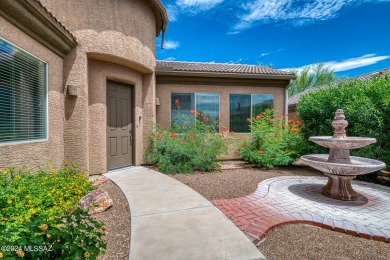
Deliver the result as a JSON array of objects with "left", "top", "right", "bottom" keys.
[
  {"left": 309, "top": 136, "right": 376, "bottom": 150},
  {"left": 300, "top": 154, "right": 386, "bottom": 176}
]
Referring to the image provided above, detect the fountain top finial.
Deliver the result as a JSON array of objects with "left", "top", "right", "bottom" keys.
[{"left": 332, "top": 109, "right": 348, "bottom": 139}]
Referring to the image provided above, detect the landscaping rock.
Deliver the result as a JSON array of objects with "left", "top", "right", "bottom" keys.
[
  {"left": 92, "top": 177, "right": 109, "bottom": 187},
  {"left": 79, "top": 189, "right": 113, "bottom": 215}
]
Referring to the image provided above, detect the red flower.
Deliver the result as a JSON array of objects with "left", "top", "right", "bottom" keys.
[
  {"left": 189, "top": 135, "right": 195, "bottom": 140},
  {"left": 288, "top": 119, "right": 294, "bottom": 125},
  {"left": 246, "top": 118, "right": 251, "bottom": 122},
  {"left": 255, "top": 115, "right": 263, "bottom": 119},
  {"left": 290, "top": 128, "right": 297, "bottom": 133},
  {"left": 180, "top": 138, "right": 185, "bottom": 143},
  {"left": 220, "top": 126, "right": 227, "bottom": 134},
  {"left": 258, "top": 150, "right": 264, "bottom": 155},
  {"left": 190, "top": 109, "right": 196, "bottom": 115},
  {"left": 156, "top": 133, "right": 162, "bottom": 140},
  {"left": 170, "top": 132, "right": 177, "bottom": 138},
  {"left": 203, "top": 117, "right": 209, "bottom": 123},
  {"left": 174, "top": 99, "right": 180, "bottom": 106}
]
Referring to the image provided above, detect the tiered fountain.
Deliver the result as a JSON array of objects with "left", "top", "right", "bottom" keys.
[{"left": 301, "top": 109, "right": 386, "bottom": 201}]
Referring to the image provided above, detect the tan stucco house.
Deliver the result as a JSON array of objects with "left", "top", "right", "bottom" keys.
[{"left": 0, "top": 0, "right": 295, "bottom": 175}]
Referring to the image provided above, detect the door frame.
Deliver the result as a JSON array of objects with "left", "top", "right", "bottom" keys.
[{"left": 106, "top": 79, "right": 135, "bottom": 170}]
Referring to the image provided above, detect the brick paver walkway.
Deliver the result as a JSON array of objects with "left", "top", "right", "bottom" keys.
[{"left": 211, "top": 176, "right": 390, "bottom": 243}]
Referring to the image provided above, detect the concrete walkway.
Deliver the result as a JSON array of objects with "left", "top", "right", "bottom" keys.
[
  {"left": 212, "top": 176, "right": 390, "bottom": 243},
  {"left": 105, "top": 166, "right": 264, "bottom": 260}
]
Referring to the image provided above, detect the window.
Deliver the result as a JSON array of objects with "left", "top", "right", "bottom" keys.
[
  {"left": 171, "top": 93, "right": 219, "bottom": 125},
  {"left": 229, "top": 94, "right": 274, "bottom": 133},
  {"left": 0, "top": 39, "right": 47, "bottom": 143}
]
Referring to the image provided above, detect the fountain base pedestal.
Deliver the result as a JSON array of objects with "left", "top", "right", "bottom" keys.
[{"left": 322, "top": 173, "right": 359, "bottom": 201}]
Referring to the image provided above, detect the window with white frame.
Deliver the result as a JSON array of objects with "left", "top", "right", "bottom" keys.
[
  {"left": 229, "top": 94, "right": 274, "bottom": 133},
  {"left": 0, "top": 39, "right": 47, "bottom": 143},
  {"left": 171, "top": 93, "right": 220, "bottom": 125}
]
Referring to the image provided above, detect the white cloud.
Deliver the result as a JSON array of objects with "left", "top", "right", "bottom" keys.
[
  {"left": 167, "top": 4, "right": 179, "bottom": 22},
  {"left": 281, "top": 54, "right": 390, "bottom": 73},
  {"left": 260, "top": 52, "right": 271, "bottom": 57},
  {"left": 162, "top": 57, "right": 177, "bottom": 61},
  {"left": 232, "top": 0, "right": 355, "bottom": 33},
  {"left": 164, "top": 40, "right": 180, "bottom": 50},
  {"left": 176, "top": 0, "right": 225, "bottom": 10},
  {"left": 323, "top": 54, "right": 390, "bottom": 72}
]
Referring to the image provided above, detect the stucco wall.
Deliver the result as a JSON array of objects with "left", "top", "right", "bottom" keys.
[
  {"left": 0, "top": 16, "right": 65, "bottom": 168},
  {"left": 88, "top": 59, "right": 153, "bottom": 175},
  {"left": 40, "top": 0, "right": 156, "bottom": 55},
  {"left": 156, "top": 82, "right": 287, "bottom": 159}
]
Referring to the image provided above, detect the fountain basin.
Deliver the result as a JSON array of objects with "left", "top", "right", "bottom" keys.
[
  {"left": 301, "top": 154, "right": 385, "bottom": 176},
  {"left": 309, "top": 136, "right": 376, "bottom": 150}
]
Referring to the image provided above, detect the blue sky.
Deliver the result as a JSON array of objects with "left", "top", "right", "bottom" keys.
[{"left": 157, "top": 0, "right": 390, "bottom": 78}]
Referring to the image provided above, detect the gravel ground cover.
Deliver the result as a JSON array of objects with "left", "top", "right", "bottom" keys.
[
  {"left": 93, "top": 180, "right": 131, "bottom": 260},
  {"left": 168, "top": 166, "right": 390, "bottom": 260}
]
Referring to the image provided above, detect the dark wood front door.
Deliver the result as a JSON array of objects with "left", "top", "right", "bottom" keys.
[{"left": 107, "top": 81, "right": 133, "bottom": 170}]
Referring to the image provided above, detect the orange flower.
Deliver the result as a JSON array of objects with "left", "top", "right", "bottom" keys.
[
  {"left": 219, "top": 114, "right": 224, "bottom": 118},
  {"left": 282, "top": 124, "right": 287, "bottom": 129},
  {"left": 180, "top": 138, "right": 185, "bottom": 143},
  {"left": 290, "top": 128, "right": 297, "bottom": 133},
  {"left": 174, "top": 99, "right": 180, "bottom": 106},
  {"left": 156, "top": 133, "right": 162, "bottom": 140},
  {"left": 189, "top": 135, "right": 195, "bottom": 140},
  {"left": 203, "top": 117, "right": 209, "bottom": 123},
  {"left": 229, "top": 131, "right": 235, "bottom": 135},
  {"left": 246, "top": 118, "right": 251, "bottom": 122},
  {"left": 170, "top": 132, "right": 177, "bottom": 138},
  {"left": 190, "top": 109, "right": 196, "bottom": 115},
  {"left": 255, "top": 115, "right": 263, "bottom": 119},
  {"left": 288, "top": 119, "right": 294, "bottom": 125},
  {"left": 258, "top": 150, "right": 264, "bottom": 155},
  {"left": 220, "top": 126, "right": 227, "bottom": 134}
]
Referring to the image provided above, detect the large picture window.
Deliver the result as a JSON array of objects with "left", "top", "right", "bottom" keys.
[
  {"left": 0, "top": 39, "right": 47, "bottom": 143},
  {"left": 229, "top": 94, "right": 274, "bottom": 133},
  {"left": 171, "top": 93, "right": 220, "bottom": 125}
]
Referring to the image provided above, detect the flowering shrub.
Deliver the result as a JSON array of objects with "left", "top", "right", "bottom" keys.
[
  {"left": 0, "top": 163, "right": 106, "bottom": 259},
  {"left": 146, "top": 113, "right": 233, "bottom": 174},
  {"left": 239, "top": 109, "right": 304, "bottom": 168}
]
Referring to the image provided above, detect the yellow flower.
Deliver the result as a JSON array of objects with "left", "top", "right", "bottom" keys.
[
  {"left": 16, "top": 250, "right": 24, "bottom": 257},
  {"left": 84, "top": 252, "right": 90, "bottom": 258},
  {"left": 0, "top": 251, "right": 3, "bottom": 258},
  {"left": 7, "top": 200, "right": 12, "bottom": 204}
]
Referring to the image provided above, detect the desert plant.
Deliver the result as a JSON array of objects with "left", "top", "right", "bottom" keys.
[
  {"left": 145, "top": 113, "right": 233, "bottom": 174},
  {"left": 239, "top": 109, "right": 305, "bottom": 168},
  {"left": 0, "top": 163, "right": 106, "bottom": 259}
]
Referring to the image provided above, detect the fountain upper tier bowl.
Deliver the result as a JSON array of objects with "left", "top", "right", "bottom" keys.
[
  {"left": 309, "top": 136, "right": 376, "bottom": 150},
  {"left": 301, "top": 154, "right": 386, "bottom": 176}
]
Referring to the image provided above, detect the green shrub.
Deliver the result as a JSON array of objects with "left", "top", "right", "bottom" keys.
[
  {"left": 145, "top": 113, "right": 233, "bottom": 174},
  {"left": 297, "top": 74, "right": 390, "bottom": 170},
  {"left": 0, "top": 163, "right": 106, "bottom": 259},
  {"left": 239, "top": 109, "right": 305, "bottom": 169}
]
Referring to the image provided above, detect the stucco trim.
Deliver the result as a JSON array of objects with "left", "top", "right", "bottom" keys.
[
  {"left": 0, "top": 0, "right": 77, "bottom": 58},
  {"left": 155, "top": 70, "right": 296, "bottom": 81},
  {"left": 147, "top": 0, "right": 169, "bottom": 36}
]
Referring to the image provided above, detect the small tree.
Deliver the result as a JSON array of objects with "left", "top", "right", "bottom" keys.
[{"left": 288, "top": 63, "right": 337, "bottom": 97}]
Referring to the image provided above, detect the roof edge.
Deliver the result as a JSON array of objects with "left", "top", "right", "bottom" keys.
[
  {"left": 0, "top": 0, "right": 77, "bottom": 58},
  {"left": 148, "top": 0, "right": 169, "bottom": 36},
  {"left": 155, "top": 69, "right": 296, "bottom": 81}
]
